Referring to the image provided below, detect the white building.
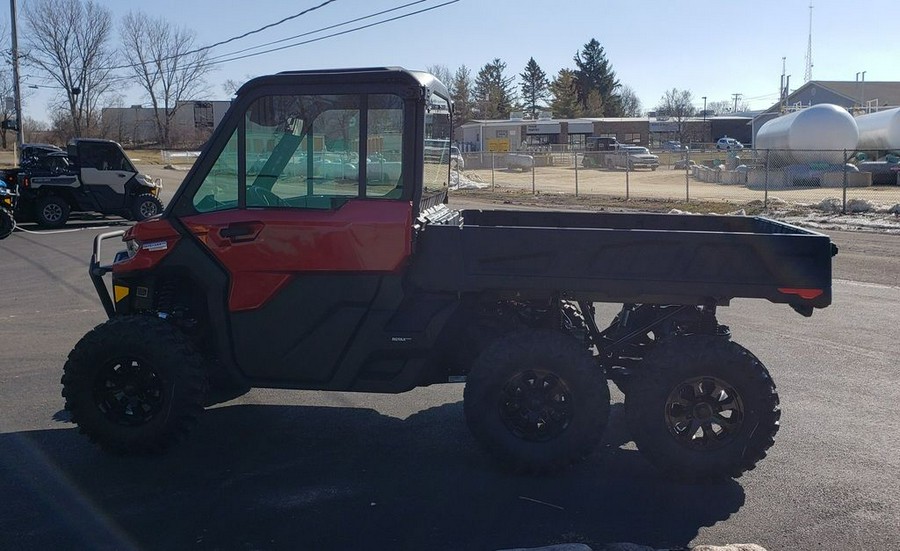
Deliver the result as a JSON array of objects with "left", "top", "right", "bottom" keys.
[{"left": 102, "top": 100, "right": 232, "bottom": 145}]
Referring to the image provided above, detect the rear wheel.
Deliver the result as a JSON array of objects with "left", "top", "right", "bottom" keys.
[
  {"left": 625, "top": 335, "right": 780, "bottom": 481},
  {"left": 35, "top": 195, "right": 70, "bottom": 228},
  {"left": 62, "top": 316, "right": 207, "bottom": 454},
  {"left": 0, "top": 208, "right": 13, "bottom": 239},
  {"left": 131, "top": 193, "right": 163, "bottom": 221},
  {"left": 464, "top": 330, "right": 610, "bottom": 473}
]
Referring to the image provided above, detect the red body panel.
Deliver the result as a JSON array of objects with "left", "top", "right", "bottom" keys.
[
  {"left": 182, "top": 200, "right": 414, "bottom": 311},
  {"left": 112, "top": 218, "right": 181, "bottom": 274}
]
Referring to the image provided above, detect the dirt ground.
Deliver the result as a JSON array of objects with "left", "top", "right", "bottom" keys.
[{"left": 458, "top": 164, "right": 900, "bottom": 210}]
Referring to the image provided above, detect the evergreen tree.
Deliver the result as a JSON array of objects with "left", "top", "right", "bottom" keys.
[
  {"left": 549, "top": 69, "right": 582, "bottom": 119},
  {"left": 573, "top": 38, "right": 621, "bottom": 116},
  {"left": 519, "top": 57, "right": 549, "bottom": 119},
  {"left": 474, "top": 58, "right": 516, "bottom": 120},
  {"left": 450, "top": 65, "right": 474, "bottom": 128}
]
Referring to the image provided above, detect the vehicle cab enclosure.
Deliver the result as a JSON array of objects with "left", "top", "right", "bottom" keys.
[{"left": 108, "top": 68, "right": 455, "bottom": 392}]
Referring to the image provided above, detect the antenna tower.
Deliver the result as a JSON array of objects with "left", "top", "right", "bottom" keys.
[{"left": 804, "top": 3, "right": 813, "bottom": 82}]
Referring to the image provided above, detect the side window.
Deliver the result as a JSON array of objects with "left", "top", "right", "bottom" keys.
[
  {"left": 366, "top": 94, "right": 404, "bottom": 199},
  {"left": 423, "top": 96, "right": 451, "bottom": 201},
  {"left": 245, "top": 94, "right": 361, "bottom": 209},
  {"left": 192, "top": 129, "right": 239, "bottom": 212}
]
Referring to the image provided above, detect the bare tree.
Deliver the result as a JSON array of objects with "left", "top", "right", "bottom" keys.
[
  {"left": 120, "top": 11, "right": 213, "bottom": 147},
  {"left": 222, "top": 74, "right": 257, "bottom": 97},
  {"left": 426, "top": 64, "right": 453, "bottom": 90},
  {"left": 0, "top": 22, "right": 15, "bottom": 149},
  {"left": 619, "top": 84, "right": 643, "bottom": 117},
  {"left": 656, "top": 88, "right": 696, "bottom": 141},
  {"left": 707, "top": 98, "right": 750, "bottom": 115},
  {"left": 22, "top": 0, "right": 117, "bottom": 138}
]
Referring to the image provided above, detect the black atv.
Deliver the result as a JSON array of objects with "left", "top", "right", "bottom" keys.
[
  {"left": 10, "top": 139, "right": 163, "bottom": 228},
  {"left": 0, "top": 172, "right": 17, "bottom": 239}
]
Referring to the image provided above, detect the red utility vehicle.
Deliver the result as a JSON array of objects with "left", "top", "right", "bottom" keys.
[{"left": 66, "top": 68, "right": 836, "bottom": 480}]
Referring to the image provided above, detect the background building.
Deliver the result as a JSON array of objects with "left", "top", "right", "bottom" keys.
[
  {"left": 457, "top": 113, "right": 754, "bottom": 152},
  {"left": 101, "top": 100, "right": 231, "bottom": 146}
]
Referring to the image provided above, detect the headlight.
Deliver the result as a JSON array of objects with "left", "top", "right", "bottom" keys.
[{"left": 125, "top": 238, "right": 141, "bottom": 258}]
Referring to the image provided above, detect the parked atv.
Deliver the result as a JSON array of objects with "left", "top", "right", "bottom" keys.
[
  {"left": 0, "top": 173, "right": 17, "bottom": 239},
  {"left": 8, "top": 139, "right": 163, "bottom": 228}
]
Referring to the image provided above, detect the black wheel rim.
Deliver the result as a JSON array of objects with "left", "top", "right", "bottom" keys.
[
  {"left": 93, "top": 358, "right": 164, "bottom": 426},
  {"left": 138, "top": 201, "right": 158, "bottom": 218},
  {"left": 499, "top": 369, "right": 573, "bottom": 442},
  {"left": 664, "top": 376, "right": 744, "bottom": 450},
  {"left": 42, "top": 203, "right": 63, "bottom": 222}
]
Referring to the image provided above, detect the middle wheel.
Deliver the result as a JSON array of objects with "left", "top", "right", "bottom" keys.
[{"left": 464, "top": 329, "right": 610, "bottom": 473}]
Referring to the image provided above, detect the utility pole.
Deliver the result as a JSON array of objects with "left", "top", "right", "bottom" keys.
[
  {"left": 780, "top": 57, "right": 787, "bottom": 112},
  {"left": 731, "top": 93, "right": 742, "bottom": 113},
  {"left": 804, "top": 3, "right": 814, "bottom": 82},
  {"left": 9, "top": 0, "right": 25, "bottom": 148}
]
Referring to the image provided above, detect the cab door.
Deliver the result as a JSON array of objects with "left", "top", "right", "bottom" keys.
[
  {"left": 177, "top": 91, "right": 415, "bottom": 384},
  {"left": 77, "top": 141, "right": 137, "bottom": 210}
]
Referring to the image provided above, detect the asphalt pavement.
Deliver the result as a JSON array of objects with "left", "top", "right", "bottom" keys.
[{"left": 0, "top": 213, "right": 897, "bottom": 550}]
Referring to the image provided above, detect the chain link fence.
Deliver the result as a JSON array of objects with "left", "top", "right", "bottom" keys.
[{"left": 455, "top": 149, "right": 900, "bottom": 213}]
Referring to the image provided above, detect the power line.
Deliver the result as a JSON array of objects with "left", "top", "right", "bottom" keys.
[
  {"left": 45, "top": 0, "right": 459, "bottom": 93},
  {"left": 207, "top": 0, "right": 432, "bottom": 63},
  {"left": 209, "top": 0, "right": 460, "bottom": 66},
  {"left": 202, "top": 0, "right": 338, "bottom": 52},
  {"left": 107, "top": 0, "right": 340, "bottom": 72}
]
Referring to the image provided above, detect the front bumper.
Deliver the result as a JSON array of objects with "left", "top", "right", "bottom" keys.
[{"left": 89, "top": 230, "right": 127, "bottom": 318}]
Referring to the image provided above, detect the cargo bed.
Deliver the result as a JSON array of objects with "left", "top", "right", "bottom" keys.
[{"left": 411, "top": 208, "right": 835, "bottom": 311}]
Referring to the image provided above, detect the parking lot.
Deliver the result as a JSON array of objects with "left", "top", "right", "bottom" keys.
[{"left": 1, "top": 177, "right": 899, "bottom": 549}]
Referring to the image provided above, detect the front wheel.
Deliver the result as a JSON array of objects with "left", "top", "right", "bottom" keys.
[
  {"left": 625, "top": 335, "right": 780, "bottom": 481},
  {"left": 464, "top": 330, "right": 610, "bottom": 473},
  {"left": 0, "top": 208, "right": 13, "bottom": 239},
  {"left": 62, "top": 316, "right": 207, "bottom": 454},
  {"left": 35, "top": 195, "right": 70, "bottom": 228},
  {"left": 130, "top": 193, "right": 163, "bottom": 221}
]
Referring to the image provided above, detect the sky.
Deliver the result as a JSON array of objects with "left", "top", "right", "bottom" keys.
[{"left": 6, "top": 0, "right": 900, "bottom": 123}]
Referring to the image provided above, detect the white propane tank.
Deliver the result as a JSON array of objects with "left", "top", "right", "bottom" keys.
[
  {"left": 756, "top": 104, "right": 858, "bottom": 164},
  {"left": 855, "top": 107, "right": 900, "bottom": 151}
]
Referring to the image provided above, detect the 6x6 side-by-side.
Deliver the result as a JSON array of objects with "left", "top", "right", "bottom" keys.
[{"left": 65, "top": 68, "right": 837, "bottom": 480}]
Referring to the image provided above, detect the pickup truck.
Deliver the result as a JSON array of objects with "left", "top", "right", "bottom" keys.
[
  {"left": 3, "top": 139, "right": 162, "bottom": 228},
  {"left": 64, "top": 68, "right": 836, "bottom": 481},
  {"left": 607, "top": 145, "right": 660, "bottom": 170}
]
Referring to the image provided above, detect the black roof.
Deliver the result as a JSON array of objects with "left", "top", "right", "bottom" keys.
[{"left": 236, "top": 67, "right": 451, "bottom": 102}]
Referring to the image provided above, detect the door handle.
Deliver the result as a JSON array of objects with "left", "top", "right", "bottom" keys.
[{"left": 219, "top": 223, "right": 262, "bottom": 242}]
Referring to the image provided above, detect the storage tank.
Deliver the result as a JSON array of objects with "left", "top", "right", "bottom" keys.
[
  {"left": 756, "top": 104, "right": 858, "bottom": 164},
  {"left": 855, "top": 107, "right": 900, "bottom": 152}
]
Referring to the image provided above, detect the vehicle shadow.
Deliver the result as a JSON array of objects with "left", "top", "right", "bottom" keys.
[{"left": 1, "top": 402, "right": 744, "bottom": 550}]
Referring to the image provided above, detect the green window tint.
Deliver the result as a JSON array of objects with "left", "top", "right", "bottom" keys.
[
  {"left": 366, "top": 94, "right": 404, "bottom": 199},
  {"left": 245, "top": 95, "right": 360, "bottom": 209},
  {"left": 192, "top": 128, "right": 239, "bottom": 212}
]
